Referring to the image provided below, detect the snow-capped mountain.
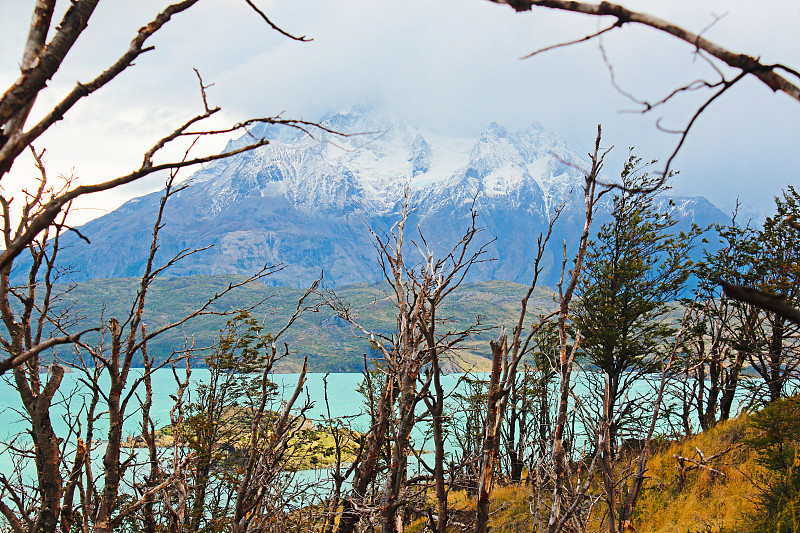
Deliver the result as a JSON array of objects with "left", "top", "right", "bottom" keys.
[{"left": 32, "top": 105, "right": 726, "bottom": 287}]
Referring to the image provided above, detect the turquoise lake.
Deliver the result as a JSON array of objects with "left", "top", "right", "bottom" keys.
[
  {"left": 0, "top": 367, "right": 681, "bottom": 490},
  {"left": 0, "top": 370, "right": 473, "bottom": 437},
  {"left": 0, "top": 369, "right": 476, "bottom": 481}
]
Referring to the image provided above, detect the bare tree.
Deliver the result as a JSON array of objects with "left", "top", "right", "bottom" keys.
[
  {"left": 317, "top": 373, "right": 363, "bottom": 533},
  {"left": 231, "top": 279, "right": 322, "bottom": 533},
  {"left": 0, "top": 6, "right": 357, "bottom": 530},
  {"left": 0, "top": 153, "right": 301, "bottom": 533},
  {"left": 542, "top": 125, "right": 609, "bottom": 533},
  {"left": 486, "top": 0, "right": 800, "bottom": 329},
  {"left": 448, "top": 127, "right": 611, "bottom": 533},
  {"left": 324, "top": 193, "right": 491, "bottom": 533},
  {"left": 0, "top": 2, "right": 341, "bottom": 354},
  {"left": 474, "top": 200, "right": 563, "bottom": 533}
]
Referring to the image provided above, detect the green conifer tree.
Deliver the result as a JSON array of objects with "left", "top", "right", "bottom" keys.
[
  {"left": 574, "top": 154, "right": 700, "bottom": 533},
  {"left": 575, "top": 155, "right": 698, "bottom": 448},
  {"left": 749, "top": 187, "right": 800, "bottom": 402}
]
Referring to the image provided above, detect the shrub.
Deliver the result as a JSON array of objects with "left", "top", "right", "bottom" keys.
[{"left": 745, "top": 398, "right": 800, "bottom": 533}]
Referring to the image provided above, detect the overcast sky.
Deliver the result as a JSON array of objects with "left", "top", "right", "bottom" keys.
[{"left": 1, "top": 0, "right": 798, "bottom": 225}]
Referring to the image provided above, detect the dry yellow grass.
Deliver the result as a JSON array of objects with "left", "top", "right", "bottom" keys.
[
  {"left": 634, "top": 415, "right": 758, "bottom": 533},
  {"left": 341, "top": 414, "right": 763, "bottom": 533},
  {"left": 488, "top": 484, "right": 535, "bottom": 532},
  {"left": 425, "top": 415, "right": 759, "bottom": 533},
  {"left": 479, "top": 417, "right": 759, "bottom": 533},
  {"left": 405, "top": 484, "right": 532, "bottom": 533}
]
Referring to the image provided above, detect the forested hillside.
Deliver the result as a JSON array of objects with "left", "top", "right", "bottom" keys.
[{"left": 53, "top": 277, "right": 555, "bottom": 371}]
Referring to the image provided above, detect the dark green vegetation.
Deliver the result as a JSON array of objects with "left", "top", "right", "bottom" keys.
[
  {"left": 58, "top": 278, "right": 555, "bottom": 371},
  {"left": 744, "top": 398, "right": 800, "bottom": 533},
  {"left": 573, "top": 156, "right": 701, "bottom": 528},
  {"left": 576, "top": 156, "right": 699, "bottom": 446}
]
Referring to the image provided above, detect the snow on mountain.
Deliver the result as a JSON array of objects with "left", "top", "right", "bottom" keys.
[
  {"left": 186, "top": 106, "right": 588, "bottom": 219},
  {"left": 27, "top": 105, "right": 727, "bottom": 288}
]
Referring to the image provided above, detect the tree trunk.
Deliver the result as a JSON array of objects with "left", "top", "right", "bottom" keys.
[
  {"left": 476, "top": 337, "right": 505, "bottom": 533},
  {"left": 601, "top": 372, "right": 618, "bottom": 533},
  {"left": 15, "top": 364, "right": 65, "bottom": 533},
  {"left": 94, "top": 322, "right": 126, "bottom": 533},
  {"left": 768, "top": 318, "right": 786, "bottom": 402},
  {"left": 430, "top": 354, "right": 448, "bottom": 533},
  {"left": 719, "top": 350, "right": 746, "bottom": 421},
  {"left": 379, "top": 363, "right": 418, "bottom": 533},
  {"left": 337, "top": 374, "right": 396, "bottom": 533}
]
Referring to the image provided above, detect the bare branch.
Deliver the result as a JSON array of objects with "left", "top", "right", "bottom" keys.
[
  {"left": 0, "top": 1, "right": 203, "bottom": 176},
  {"left": 488, "top": 0, "right": 800, "bottom": 102},
  {"left": 2, "top": 0, "right": 57, "bottom": 138},
  {"left": 0, "top": 0, "right": 101, "bottom": 132},
  {"left": 522, "top": 20, "right": 621, "bottom": 59},
  {"left": 0, "top": 132, "right": 269, "bottom": 273},
  {"left": 242, "top": 0, "right": 312, "bottom": 42},
  {"left": 489, "top": 0, "right": 800, "bottom": 193},
  {"left": 721, "top": 280, "right": 800, "bottom": 327},
  {"left": 193, "top": 68, "right": 214, "bottom": 113},
  {"left": 107, "top": 452, "right": 196, "bottom": 530},
  {"left": 652, "top": 70, "right": 747, "bottom": 189},
  {"left": 0, "top": 329, "right": 97, "bottom": 375}
]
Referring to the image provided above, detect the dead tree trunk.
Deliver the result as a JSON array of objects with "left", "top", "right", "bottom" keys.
[
  {"left": 331, "top": 191, "right": 490, "bottom": 532},
  {"left": 547, "top": 125, "right": 607, "bottom": 533},
  {"left": 476, "top": 334, "right": 506, "bottom": 533},
  {"left": 428, "top": 350, "right": 448, "bottom": 533},
  {"left": 336, "top": 372, "right": 397, "bottom": 533}
]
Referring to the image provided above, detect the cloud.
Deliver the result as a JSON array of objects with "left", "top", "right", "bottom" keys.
[{"left": 1, "top": 0, "right": 798, "bottom": 224}]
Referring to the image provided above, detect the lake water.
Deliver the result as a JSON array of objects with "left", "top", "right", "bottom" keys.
[
  {"left": 0, "top": 369, "right": 476, "bottom": 484},
  {"left": 2, "top": 367, "right": 689, "bottom": 498},
  {"left": 0, "top": 370, "right": 371, "bottom": 438},
  {"left": 1, "top": 363, "right": 753, "bottom": 525},
  {"left": 0, "top": 368, "right": 661, "bottom": 437}
]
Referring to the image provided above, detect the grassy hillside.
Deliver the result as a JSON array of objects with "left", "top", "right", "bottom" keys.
[
  {"left": 50, "top": 275, "right": 557, "bottom": 372},
  {"left": 634, "top": 416, "right": 756, "bottom": 533},
  {"left": 486, "top": 415, "right": 761, "bottom": 533},
  {"left": 405, "top": 414, "right": 760, "bottom": 533}
]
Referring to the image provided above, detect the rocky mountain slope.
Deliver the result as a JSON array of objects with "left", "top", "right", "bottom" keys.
[{"left": 28, "top": 105, "right": 727, "bottom": 288}]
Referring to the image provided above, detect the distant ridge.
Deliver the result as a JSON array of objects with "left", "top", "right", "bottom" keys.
[{"left": 50, "top": 276, "right": 558, "bottom": 371}]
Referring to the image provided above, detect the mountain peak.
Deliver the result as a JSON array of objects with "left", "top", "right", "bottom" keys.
[
  {"left": 34, "top": 105, "right": 727, "bottom": 288},
  {"left": 483, "top": 121, "right": 509, "bottom": 139}
]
